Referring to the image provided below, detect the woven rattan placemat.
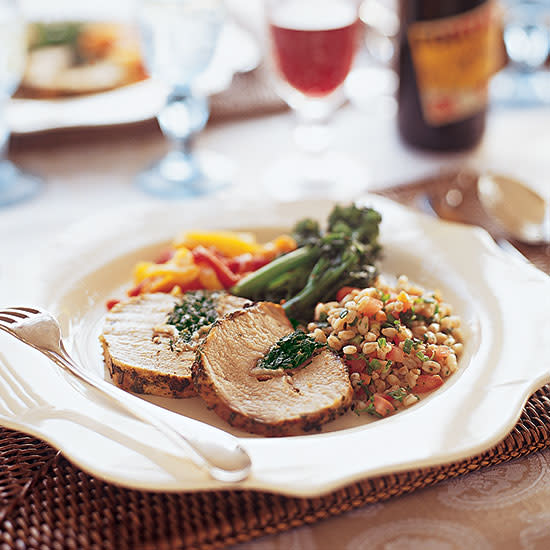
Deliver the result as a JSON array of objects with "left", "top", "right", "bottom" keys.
[{"left": 1, "top": 173, "right": 549, "bottom": 550}]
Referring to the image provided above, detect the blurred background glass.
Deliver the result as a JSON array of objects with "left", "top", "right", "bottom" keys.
[
  {"left": 491, "top": 0, "right": 550, "bottom": 105},
  {"left": 0, "top": 0, "right": 41, "bottom": 207},
  {"left": 136, "top": 0, "right": 231, "bottom": 199}
]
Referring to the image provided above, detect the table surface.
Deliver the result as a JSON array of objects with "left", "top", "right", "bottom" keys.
[{"left": 2, "top": 78, "right": 550, "bottom": 548}]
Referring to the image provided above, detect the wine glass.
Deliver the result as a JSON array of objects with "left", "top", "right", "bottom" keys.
[
  {"left": 264, "top": 0, "right": 365, "bottom": 200},
  {"left": 0, "top": 0, "right": 41, "bottom": 208},
  {"left": 491, "top": 0, "right": 550, "bottom": 105},
  {"left": 137, "top": 0, "right": 229, "bottom": 198}
]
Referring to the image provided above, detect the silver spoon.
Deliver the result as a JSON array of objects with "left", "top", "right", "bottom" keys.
[
  {"left": 477, "top": 173, "right": 550, "bottom": 245},
  {"left": 423, "top": 172, "right": 532, "bottom": 263}
]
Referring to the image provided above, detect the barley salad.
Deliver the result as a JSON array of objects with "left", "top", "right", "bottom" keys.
[{"left": 306, "top": 276, "right": 463, "bottom": 418}]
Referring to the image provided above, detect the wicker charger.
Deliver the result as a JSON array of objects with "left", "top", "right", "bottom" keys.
[{"left": 1, "top": 173, "right": 550, "bottom": 550}]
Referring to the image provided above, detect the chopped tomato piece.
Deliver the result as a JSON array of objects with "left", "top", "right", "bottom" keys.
[
  {"left": 191, "top": 245, "right": 240, "bottom": 288},
  {"left": 360, "top": 372, "right": 371, "bottom": 385},
  {"left": 387, "top": 345, "right": 405, "bottom": 363},
  {"left": 106, "top": 299, "right": 120, "bottom": 310},
  {"left": 415, "top": 374, "right": 444, "bottom": 393},
  {"left": 127, "top": 281, "right": 146, "bottom": 297},
  {"left": 373, "top": 393, "right": 395, "bottom": 417},
  {"left": 336, "top": 286, "right": 359, "bottom": 303},
  {"left": 435, "top": 346, "right": 451, "bottom": 362},
  {"left": 346, "top": 357, "right": 366, "bottom": 373}
]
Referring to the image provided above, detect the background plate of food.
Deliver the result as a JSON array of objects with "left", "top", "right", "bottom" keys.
[
  {"left": 1, "top": 197, "right": 549, "bottom": 496},
  {"left": 7, "top": 2, "right": 261, "bottom": 134}
]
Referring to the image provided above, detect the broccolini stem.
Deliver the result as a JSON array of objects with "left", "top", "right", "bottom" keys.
[
  {"left": 231, "top": 246, "right": 319, "bottom": 298},
  {"left": 282, "top": 249, "right": 358, "bottom": 320}
]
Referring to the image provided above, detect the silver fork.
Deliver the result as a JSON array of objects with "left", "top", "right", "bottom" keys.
[{"left": 0, "top": 306, "right": 251, "bottom": 482}]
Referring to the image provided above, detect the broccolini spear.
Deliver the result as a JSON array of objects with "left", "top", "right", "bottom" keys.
[{"left": 231, "top": 204, "right": 382, "bottom": 321}]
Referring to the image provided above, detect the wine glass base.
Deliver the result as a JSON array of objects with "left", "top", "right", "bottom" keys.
[
  {"left": 0, "top": 161, "right": 42, "bottom": 208},
  {"left": 136, "top": 150, "right": 233, "bottom": 199},
  {"left": 262, "top": 151, "right": 368, "bottom": 202}
]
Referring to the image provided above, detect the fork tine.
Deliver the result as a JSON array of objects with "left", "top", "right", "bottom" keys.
[
  {"left": 0, "top": 316, "right": 17, "bottom": 325},
  {"left": 11, "top": 307, "right": 40, "bottom": 314},
  {"left": 0, "top": 307, "right": 43, "bottom": 320},
  {"left": 0, "top": 310, "right": 27, "bottom": 320}
]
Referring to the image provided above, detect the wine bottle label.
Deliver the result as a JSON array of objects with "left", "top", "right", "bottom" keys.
[{"left": 407, "top": 1, "right": 503, "bottom": 126}]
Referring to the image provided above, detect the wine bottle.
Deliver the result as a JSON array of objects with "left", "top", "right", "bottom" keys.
[{"left": 397, "top": 0, "right": 501, "bottom": 151}]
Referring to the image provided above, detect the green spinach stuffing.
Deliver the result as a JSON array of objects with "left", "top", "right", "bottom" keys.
[{"left": 256, "top": 330, "right": 325, "bottom": 371}]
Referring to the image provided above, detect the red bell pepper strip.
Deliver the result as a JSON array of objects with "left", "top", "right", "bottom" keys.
[
  {"left": 226, "top": 253, "right": 272, "bottom": 274},
  {"left": 191, "top": 246, "right": 240, "bottom": 288},
  {"left": 106, "top": 298, "right": 121, "bottom": 310}
]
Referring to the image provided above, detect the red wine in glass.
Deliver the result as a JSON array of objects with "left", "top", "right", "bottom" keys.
[{"left": 270, "top": 0, "right": 359, "bottom": 98}]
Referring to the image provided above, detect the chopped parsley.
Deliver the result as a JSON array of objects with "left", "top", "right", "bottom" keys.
[
  {"left": 355, "top": 396, "right": 383, "bottom": 418},
  {"left": 256, "top": 330, "right": 325, "bottom": 371},
  {"left": 368, "top": 358, "right": 382, "bottom": 373},
  {"left": 166, "top": 290, "right": 220, "bottom": 344},
  {"left": 403, "top": 338, "right": 414, "bottom": 354},
  {"left": 416, "top": 350, "right": 429, "bottom": 362},
  {"left": 358, "top": 380, "right": 372, "bottom": 399},
  {"left": 378, "top": 337, "right": 387, "bottom": 348},
  {"left": 387, "top": 388, "right": 408, "bottom": 402}
]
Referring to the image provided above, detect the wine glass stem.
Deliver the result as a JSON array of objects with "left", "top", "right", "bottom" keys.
[
  {"left": 157, "top": 87, "right": 210, "bottom": 153},
  {"left": 293, "top": 114, "right": 332, "bottom": 156}
]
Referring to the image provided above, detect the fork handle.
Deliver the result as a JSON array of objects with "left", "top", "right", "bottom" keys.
[{"left": 45, "top": 346, "right": 251, "bottom": 482}]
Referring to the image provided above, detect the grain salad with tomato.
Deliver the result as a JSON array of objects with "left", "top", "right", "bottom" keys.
[{"left": 306, "top": 275, "right": 464, "bottom": 418}]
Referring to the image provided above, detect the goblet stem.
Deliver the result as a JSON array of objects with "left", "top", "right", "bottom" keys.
[
  {"left": 293, "top": 116, "right": 331, "bottom": 155},
  {"left": 136, "top": 86, "right": 230, "bottom": 198},
  {"left": 158, "top": 87, "right": 209, "bottom": 146},
  {"left": 153, "top": 88, "right": 209, "bottom": 186}
]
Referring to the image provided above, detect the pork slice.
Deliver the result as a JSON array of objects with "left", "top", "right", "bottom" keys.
[
  {"left": 100, "top": 292, "right": 250, "bottom": 397},
  {"left": 193, "top": 302, "right": 353, "bottom": 436}
]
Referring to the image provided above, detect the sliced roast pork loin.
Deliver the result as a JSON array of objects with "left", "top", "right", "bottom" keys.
[
  {"left": 193, "top": 302, "right": 354, "bottom": 436},
  {"left": 100, "top": 292, "right": 250, "bottom": 397}
]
